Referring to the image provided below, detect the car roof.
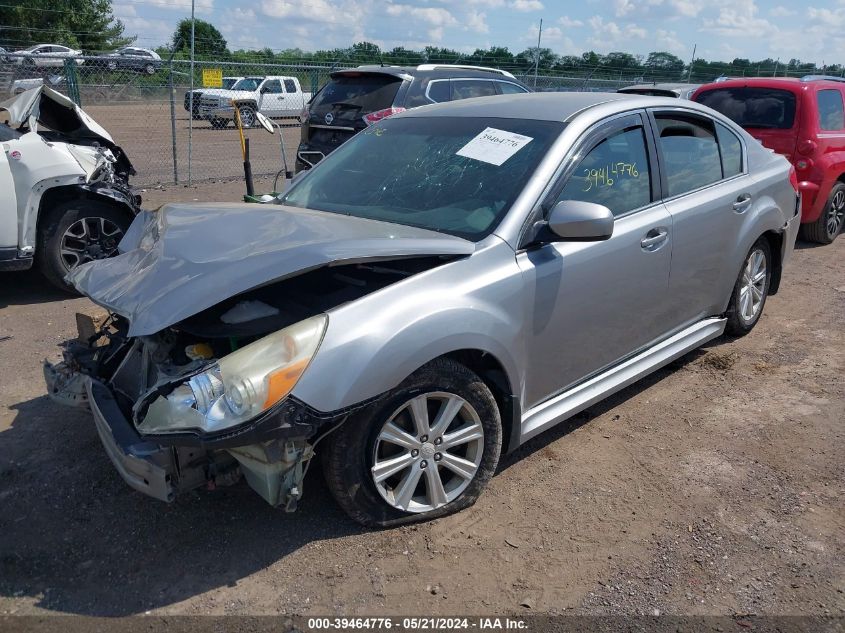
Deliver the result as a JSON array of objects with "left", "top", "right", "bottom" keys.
[
  {"left": 331, "top": 64, "right": 520, "bottom": 81},
  {"left": 397, "top": 91, "right": 696, "bottom": 122},
  {"left": 619, "top": 83, "right": 699, "bottom": 92},
  {"left": 695, "top": 76, "right": 845, "bottom": 93}
]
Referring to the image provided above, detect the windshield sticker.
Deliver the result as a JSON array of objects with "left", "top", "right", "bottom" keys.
[{"left": 456, "top": 127, "right": 533, "bottom": 166}]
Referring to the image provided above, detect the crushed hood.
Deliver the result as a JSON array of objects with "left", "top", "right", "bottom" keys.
[
  {"left": 0, "top": 85, "right": 113, "bottom": 145},
  {"left": 68, "top": 203, "right": 475, "bottom": 336}
]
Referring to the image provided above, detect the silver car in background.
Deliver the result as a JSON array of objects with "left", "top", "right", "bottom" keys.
[{"left": 45, "top": 93, "right": 800, "bottom": 526}]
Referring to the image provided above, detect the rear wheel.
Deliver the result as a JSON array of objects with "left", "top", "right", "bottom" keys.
[
  {"left": 322, "top": 358, "right": 502, "bottom": 527},
  {"left": 725, "top": 237, "right": 771, "bottom": 336},
  {"left": 210, "top": 117, "right": 228, "bottom": 129},
  {"left": 107, "top": 60, "right": 117, "bottom": 71},
  {"left": 37, "top": 199, "right": 131, "bottom": 293},
  {"left": 800, "top": 182, "right": 844, "bottom": 244}
]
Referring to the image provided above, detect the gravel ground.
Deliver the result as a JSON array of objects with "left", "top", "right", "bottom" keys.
[{"left": 0, "top": 185, "right": 843, "bottom": 618}]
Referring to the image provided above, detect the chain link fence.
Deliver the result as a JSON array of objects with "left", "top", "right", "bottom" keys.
[{"left": 0, "top": 53, "right": 693, "bottom": 187}]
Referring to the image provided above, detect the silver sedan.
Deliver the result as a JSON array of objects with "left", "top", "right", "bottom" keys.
[{"left": 46, "top": 92, "right": 801, "bottom": 525}]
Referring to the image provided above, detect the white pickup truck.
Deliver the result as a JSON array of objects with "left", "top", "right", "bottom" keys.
[{"left": 197, "top": 76, "right": 312, "bottom": 128}]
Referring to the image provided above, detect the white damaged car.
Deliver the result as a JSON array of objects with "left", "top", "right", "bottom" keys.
[{"left": 0, "top": 86, "right": 139, "bottom": 291}]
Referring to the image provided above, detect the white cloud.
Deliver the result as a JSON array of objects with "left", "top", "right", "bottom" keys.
[
  {"left": 558, "top": 16, "right": 584, "bottom": 28},
  {"left": 613, "top": 0, "right": 636, "bottom": 17},
  {"left": 466, "top": 10, "right": 489, "bottom": 33},
  {"left": 770, "top": 6, "right": 796, "bottom": 17},
  {"left": 586, "top": 15, "right": 647, "bottom": 45},
  {"left": 112, "top": 3, "right": 137, "bottom": 18},
  {"left": 136, "top": 0, "right": 213, "bottom": 13},
  {"left": 261, "top": 0, "right": 333, "bottom": 19},
  {"left": 385, "top": 4, "right": 457, "bottom": 27},
  {"left": 428, "top": 27, "right": 445, "bottom": 41},
  {"left": 510, "top": 0, "right": 544, "bottom": 11},
  {"left": 806, "top": 6, "right": 845, "bottom": 27}
]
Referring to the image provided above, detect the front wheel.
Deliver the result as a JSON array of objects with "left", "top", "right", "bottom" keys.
[
  {"left": 800, "top": 182, "right": 844, "bottom": 244},
  {"left": 725, "top": 237, "right": 772, "bottom": 336},
  {"left": 237, "top": 105, "right": 256, "bottom": 128},
  {"left": 37, "top": 200, "right": 132, "bottom": 293},
  {"left": 322, "top": 358, "right": 502, "bottom": 527},
  {"left": 144, "top": 63, "right": 156, "bottom": 75}
]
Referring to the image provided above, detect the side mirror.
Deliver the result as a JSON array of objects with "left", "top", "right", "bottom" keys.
[
  {"left": 547, "top": 200, "right": 614, "bottom": 241},
  {"left": 255, "top": 111, "right": 275, "bottom": 134}
]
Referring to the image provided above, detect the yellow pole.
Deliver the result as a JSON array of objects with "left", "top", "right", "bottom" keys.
[{"left": 234, "top": 102, "right": 246, "bottom": 160}]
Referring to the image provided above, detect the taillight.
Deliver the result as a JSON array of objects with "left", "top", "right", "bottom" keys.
[
  {"left": 363, "top": 107, "right": 406, "bottom": 126},
  {"left": 788, "top": 165, "right": 799, "bottom": 192},
  {"left": 797, "top": 139, "right": 817, "bottom": 156}
]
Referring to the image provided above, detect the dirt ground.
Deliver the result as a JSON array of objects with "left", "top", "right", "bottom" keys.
[{"left": 0, "top": 183, "right": 843, "bottom": 618}]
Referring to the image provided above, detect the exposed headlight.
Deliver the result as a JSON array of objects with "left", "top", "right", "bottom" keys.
[{"left": 138, "top": 314, "right": 327, "bottom": 435}]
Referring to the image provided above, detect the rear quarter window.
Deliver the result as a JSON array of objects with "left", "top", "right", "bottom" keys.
[
  {"left": 696, "top": 87, "right": 797, "bottom": 130},
  {"left": 817, "top": 89, "right": 845, "bottom": 131}
]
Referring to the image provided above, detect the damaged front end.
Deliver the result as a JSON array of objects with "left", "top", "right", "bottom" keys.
[
  {"left": 44, "top": 201, "right": 474, "bottom": 509},
  {"left": 45, "top": 311, "right": 335, "bottom": 510}
]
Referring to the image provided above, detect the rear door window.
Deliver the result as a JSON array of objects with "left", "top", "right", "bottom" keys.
[
  {"left": 284, "top": 79, "right": 297, "bottom": 93},
  {"left": 817, "top": 89, "right": 845, "bottom": 131},
  {"left": 716, "top": 122, "right": 743, "bottom": 177},
  {"left": 695, "top": 87, "right": 797, "bottom": 130},
  {"left": 310, "top": 75, "right": 402, "bottom": 123},
  {"left": 426, "top": 80, "right": 450, "bottom": 103},
  {"left": 655, "top": 115, "right": 723, "bottom": 197},
  {"left": 262, "top": 80, "right": 283, "bottom": 94},
  {"left": 497, "top": 81, "right": 529, "bottom": 95},
  {"left": 451, "top": 80, "right": 497, "bottom": 101}
]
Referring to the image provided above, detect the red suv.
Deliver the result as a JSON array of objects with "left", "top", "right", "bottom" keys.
[{"left": 693, "top": 76, "right": 845, "bottom": 243}]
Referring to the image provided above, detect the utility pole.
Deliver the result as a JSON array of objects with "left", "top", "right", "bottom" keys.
[
  {"left": 686, "top": 43, "right": 696, "bottom": 82},
  {"left": 188, "top": 0, "right": 195, "bottom": 184},
  {"left": 534, "top": 18, "right": 542, "bottom": 89}
]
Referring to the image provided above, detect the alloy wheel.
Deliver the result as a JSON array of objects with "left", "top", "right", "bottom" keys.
[
  {"left": 826, "top": 189, "right": 844, "bottom": 239},
  {"left": 371, "top": 392, "right": 484, "bottom": 513},
  {"left": 738, "top": 247, "right": 767, "bottom": 323},
  {"left": 60, "top": 216, "right": 124, "bottom": 270}
]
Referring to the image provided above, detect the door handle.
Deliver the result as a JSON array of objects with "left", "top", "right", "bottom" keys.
[
  {"left": 641, "top": 227, "right": 669, "bottom": 251},
  {"left": 733, "top": 194, "right": 752, "bottom": 213}
]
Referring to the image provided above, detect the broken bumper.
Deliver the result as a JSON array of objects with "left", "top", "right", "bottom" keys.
[
  {"left": 86, "top": 379, "right": 178, "bottom": 502},
  {"left": 42, "top": 358, "right": 180, "bottom": 502}
]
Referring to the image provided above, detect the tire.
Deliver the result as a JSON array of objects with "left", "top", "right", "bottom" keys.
[
  {"left": 322, "top": 358, "right": 502, "bottom": 527},
  {"left": 144, "top": 63, "right": 155, "bottom": 75},
  {"left": 800, "top": 182, "right": 845, "bottom": 244},
  {"left": 37, "top": 199, "right": 132, "bottom": 294},
  {"left": 210, "top": 117, "right": 228, "bottom": 129},
  {"left": 107, "top": 60, "right": 117, "bottom": 71},
  {"left": 725, "top": 236, "right": 772, "bottom": 336},
  {"left": 238, "top": 105, "right": 256, "bottom": 128}
]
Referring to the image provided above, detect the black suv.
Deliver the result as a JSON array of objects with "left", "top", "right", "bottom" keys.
[{"left": 295, "top": 64, "right": 531, "bottom": 172}]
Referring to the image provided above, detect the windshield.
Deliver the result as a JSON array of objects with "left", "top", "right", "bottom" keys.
[
  {"left": 222, "top": 78, "right": 239, "bottom": 89},
  {"left": 281, "top": 116, "right": 565, "bottom": 240},
  {"left": 232, "top": 77, "right": 262, "bottom": 91},
  {"left": 696, "top": 87, "right": 797, "bottom": 129}
]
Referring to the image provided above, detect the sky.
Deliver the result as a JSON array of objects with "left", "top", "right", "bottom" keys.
[{"left": 113, "top": 0, "right": 845, "bottom": 65}]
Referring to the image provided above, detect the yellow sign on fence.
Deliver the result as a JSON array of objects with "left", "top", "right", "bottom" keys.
[{"left": 202, "top": 68, "right": 223, "bottom": 88}]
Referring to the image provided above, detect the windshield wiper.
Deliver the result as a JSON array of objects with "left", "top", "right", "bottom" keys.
[{"left": 330, "top": 101, "right": 363, "bottom": 110}]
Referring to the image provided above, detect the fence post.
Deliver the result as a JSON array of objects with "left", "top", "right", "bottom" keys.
[
  {"left": 169, "top": 59, "right": 179, "bottom": 183},
  {"left": 64, "top": 58, "right": 81, "bottom": 106}
]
